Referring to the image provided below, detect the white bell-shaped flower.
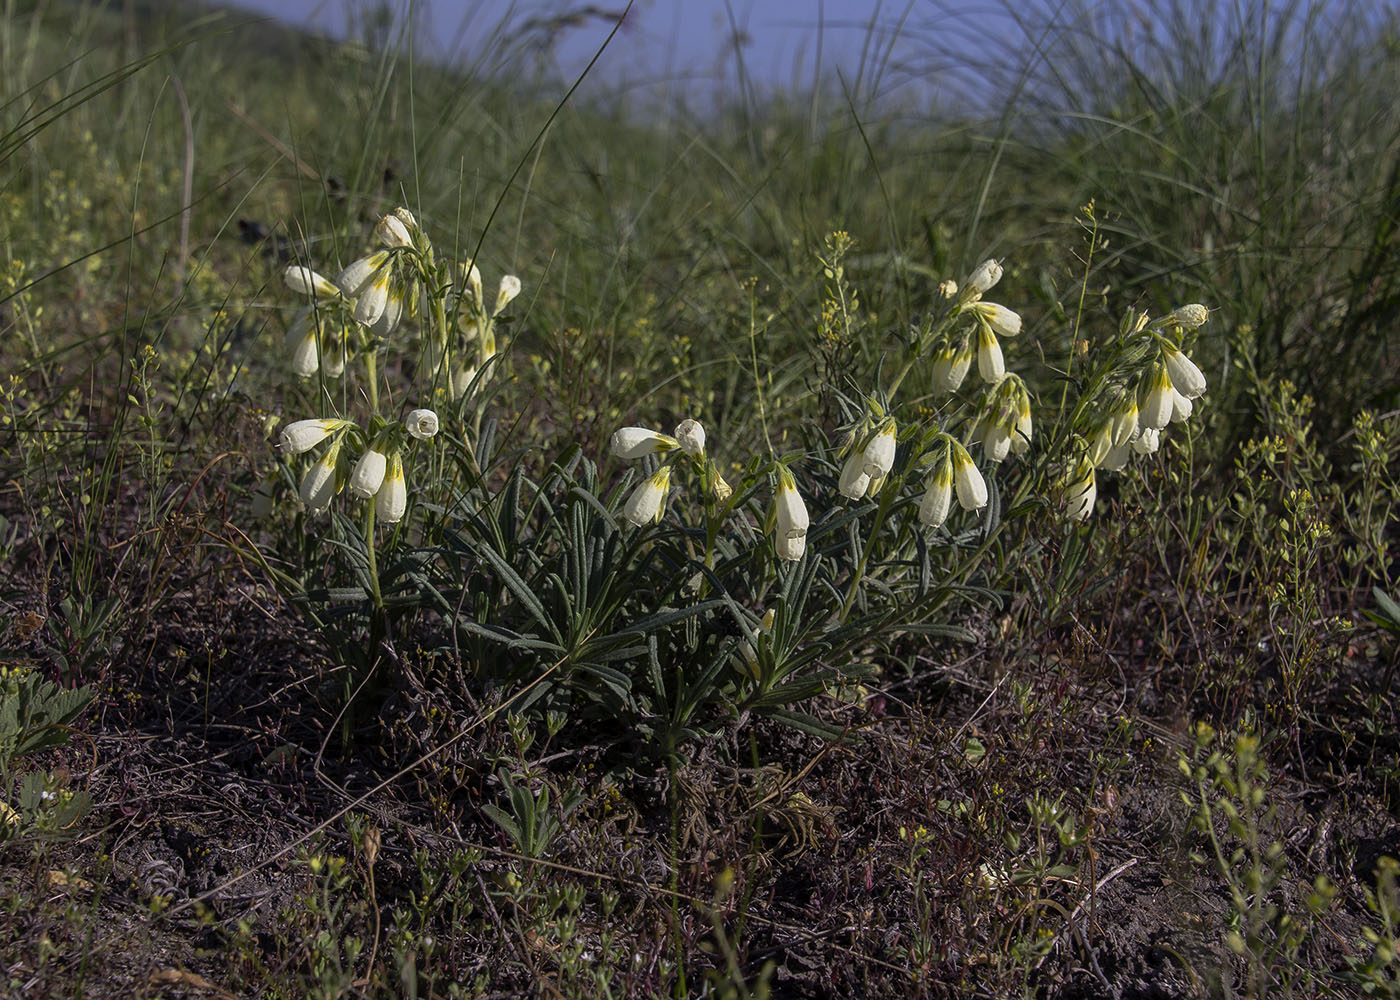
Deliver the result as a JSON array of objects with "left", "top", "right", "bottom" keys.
[
  {"left": 932, "top": 339, "right": 974, "bottom": 394},
  {"left": 622, "top": 466, "right": 672, "bottom": 526},
  {"left": 375, "top": 452, "right": 408, "bottom": 523},
  {"left": 1163, "top": 347, "right": 1207, "bottom": 399},
  {"left": 772, "top": 467, "right": 809, "bottom": 561},
  {"left": 1132, "top": 427, "right": 1161, "bottom": 455},
  {"left": 838, "top": 445, "right": 869, "bottom": 499},
  {"left": 405, "top": 408, "right": 440, "bottom": 440},
  {"left": 674, "top": 419, "right": 706, "bottom": 457},
  {"left": 284, "top": 265, "right": 341, "bottom": 300},
  {"left": 982, "top": 421, "right": 1013, "bottom": 463},
  {"left": 350, "top": 447, "right": 388, "bottom": 498},
  {"left": 610, "top": 426, "right": 679, "bottom": 459},
  {"left": 1138, "top": 364, "right": 1175, "bottom": 430},
  {"left": 280, "top": 418, "right": 348, "bottom": 454},
  {"left": 373, "top": 212, "right": 414, "bottom": 248},
  {"left": 299, "top": 450, "right": 339, "bottom": 513},
  {"left": 918, "top": 459, "right": 954, "bottom": 528},
  {"left": 951, "top": 442, "right": 988, "bottom": 511},
  {"left": 288, "top": 320, "right": 319, "bottom": 378},
  {"left": 861, "top": 420, "right": 897, "bottom": 480},
  {"left": 1011, "top": 396, "right": 1033, "bottom": 456},
  {"left": 1063, "top": 458, "right": 1097, "bottom": 521},
  {"left": 1170, "top": 388, "right": 1194, "bottom": 423},
  {"left": 976, "top": 324, "right": 1005, "bottom": 383},
  {"left": 972, "top": 302, "right": 1022, "bottom": 337}
]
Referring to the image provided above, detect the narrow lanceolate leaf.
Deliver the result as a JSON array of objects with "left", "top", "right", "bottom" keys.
[
  {"left": 619, "top": 599, "right": 726, "bottom": 638},
  {"left": 468, "top": 543, "right": 562, "bottom": 643}
]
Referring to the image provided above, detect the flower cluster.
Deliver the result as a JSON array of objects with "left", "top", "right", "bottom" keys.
[
  {"left": 278, "top": 206, "right": 523, "bottom": 408},
  {"left": 1062, "top": 303, "right": 1211, "bottom": 520},
  {"left": 609, "top": 418, "right": 731, "bottom": 528},
  {"left": 277, "top": 408, "right": 439, "bottom": 523},
  {"left": 930, "top": 259, "right": 1025, "bottom": 392},
  {"left": 917, "top": 436, "right": 989, "bottom": 529},
  {"left": 280, "top": 208, "right": 430, "bottom": 378},
  {"left": 433, "top": 260, "right": 522, "bottom": 399}
]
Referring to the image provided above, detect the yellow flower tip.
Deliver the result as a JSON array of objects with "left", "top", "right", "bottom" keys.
[
  {"left": 918, "top": 460, "right": 954, "bottom": 528},
  {"left": 622, "top": 466, "right": 672, "bottom": 526},
  {"left": 375, "top": 453, "right": 407, "bottom": 523},
  {"left": 772, "top": 468, "right": 808, "bottom": 561},
  {"left": 952, "top": 445, "right": 988, "bottom": 511},
  {"left": 611, "top": 426, "right": 679, "bottom": 459}
]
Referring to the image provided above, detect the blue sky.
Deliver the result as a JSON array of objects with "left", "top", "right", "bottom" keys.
[{"left": 221, "top": 0, "right": 938, "bottom": 103}]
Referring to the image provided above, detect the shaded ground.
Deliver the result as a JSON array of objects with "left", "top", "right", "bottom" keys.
[{"left": 5, "top": 544, "right": 1398, "bottom": 998}]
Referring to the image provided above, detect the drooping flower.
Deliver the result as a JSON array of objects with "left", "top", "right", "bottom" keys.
[
  {"left": 1170, "top": 388, "right": 1193, "bottom": 423},
  {"left": 287, "top": 316, "right": 320, "bottom": 378},
  {"left": 1138, "top": 364, "right": 1175, "bottom": 430},
  {"left": 279, "top": 418, "right": 349, "bottom": 454},
  {"left": 918, "top": 457, "right": 954, "bottom": 528},
  {"left": 981, "top": 420, "right": 1012, "bottom": 463},
  {"left": 838, "top": 446, "right": 870, "bottom": 500},
  {"left": 622, "top": 466, "right": 672, "bottom": 526},
  {"left": 376, "top": 452, "right": 407, "bottom": 523},
  {"left": 772, "top": 466, "right": 809, "bottom": 561},
  {"left": 283, "top": 265, "right": 341, "bottom": 300},
  {"left": 1132, "top": 427, "right": 1161, "bottom": 455},
  {"left": 978, "top": 376, "right": 1030, "bottom": 464},
  {"left": 299, "top": 445, "right": 340, "bottom": 513},
  {"left": 1162, "top": 346, "right": 1207, "bottom": 399},
  {"left": 610, "top": 426, "right": 679, "bottom": 459},
  {"left": 969, "top": 301, "right": 1022, "bottom": 338},
  {"left": 404, "top": 408, "right": 440, "bottom": 440},
  {"left": 1011, "top": 393, "right": 1034, "bottom": 457},
  {"left": 337, "top": 250, "right": 394, "bottom": 327},
  {"left": 350, "top": 447, "right": 389, "bottom": 499},
  {"left": 861, "top": 420, "right": 897, "bottom": 480},
  {"left": 674, "top": 419, "right": 706, "bottom": 457},
  {"left": 371, "top": 286, "right": 406, "bottom": 338},
  {"left": 975, "top": 322, "right": 1005, "bottom": 383},
  {"left": 298, "top": 436, "right": 341, "bottom": 515},
  {"left": 932, "top": 338, "right": 974, "bottom": 394},
  {"left": 951, "top": 441, "right": 988, "bottom": 511},
  {"left": 1063, "top": 458, "right": 1097, "bottom": 522},
  {"left": 321, "top": 342, "right": 345, "bottom": 378},
  {"left": 1087, "top": 418, "right": 1116, "bottom": 468},
  {"left": 1111, "top": 397, "right": 1139, "bottom": 448}
]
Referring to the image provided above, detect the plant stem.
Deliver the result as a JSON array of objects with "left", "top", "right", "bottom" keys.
[{"left": 363, "top": 498, "right": 383, "bottom": 610}]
